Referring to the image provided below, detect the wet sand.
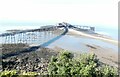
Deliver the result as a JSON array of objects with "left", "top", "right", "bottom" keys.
[
  {"left": 65, "top": 29, "right": 118, "bottom": 68},
  {"left": 50, "top": 45, "right": 118, "bottom": 68},
  {"left": 87, "top": 44, "right": 118, "bottom": 68},
  {"left": 51, "top": 28, "right": 118, "bottom": 68}
]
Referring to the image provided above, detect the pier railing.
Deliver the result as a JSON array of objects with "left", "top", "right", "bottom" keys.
[
  {"left": 0, "top": 25, "right": 66, "bottom": 44},
  {"left": 69, "top": 25, "right": 95, "bottom": 32},
  {"left": 0, "top": 22, "right": 95, "bottom": 44}
]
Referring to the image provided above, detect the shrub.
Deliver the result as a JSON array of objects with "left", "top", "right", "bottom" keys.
[
  {"left": 48, "top": 51, "right": 118, "bottom": 76},
  {"left": 1, "top": 51, "right": 118, "bottom": 77},
  {"left": 0, "top": 70, "right": 17, "bottom": 77},
  {"left": 0, "top": 70, "right": 38, "bottom": 77}
]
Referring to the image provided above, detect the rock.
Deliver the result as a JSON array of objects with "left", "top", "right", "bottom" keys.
[
  {"left": 16, "top": 58, "right": 21, "bottom": 62},
  {"left": 35, "top": 58, "right": 38, "bottom": 61},
  {"left": 16, "top": 66, "right": 19, "bottom": 69},
  {"left": 86, "top": 44, "right": 97, "bottom": 49},
  {"left": 26, "top": 64, "right": 29, "bottom": 67},
  {"left": 2, "top": 46, "right": 58, "bottom": 74}
]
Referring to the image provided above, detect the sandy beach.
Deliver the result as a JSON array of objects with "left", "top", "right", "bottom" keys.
[
  {"left": 52, "top": 28, "right": 118, "bottom": 68},
  {"left": 64, "top": 29, "right": 118, "bottom": 68},
  {"left": 68, "top": 29, "right": 118, "bottom": 45},
  {"left": 88, "top": 45, "right": 118, "bottom": 67}
]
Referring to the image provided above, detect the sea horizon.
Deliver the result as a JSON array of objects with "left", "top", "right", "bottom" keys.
[{"left": 0, "top": 22, "right": 118, "bottom": 40}]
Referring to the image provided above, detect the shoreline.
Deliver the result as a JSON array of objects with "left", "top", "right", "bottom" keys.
[{"left": 1, "top": 43, "right": 118, "bottom": 74}]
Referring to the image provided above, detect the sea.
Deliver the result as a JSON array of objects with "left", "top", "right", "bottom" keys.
[
  {"left": 0, "top": 23, "right": 118, "bottom": 39},
  {"left": 0, "top": 23, "right": 118, "bottom": 52}
]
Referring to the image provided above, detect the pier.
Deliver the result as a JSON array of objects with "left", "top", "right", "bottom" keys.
[{"left": 0, "top": 22, "right": 95, "bottom": 44}]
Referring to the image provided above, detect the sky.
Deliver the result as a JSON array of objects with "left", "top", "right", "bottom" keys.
[{"left": 0, "top": 0, "right": 119, "bottom": 27}]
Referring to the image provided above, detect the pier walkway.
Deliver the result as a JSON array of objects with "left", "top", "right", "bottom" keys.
[{"left": 0, "top": 22, "right": 95, "bottom": 44}]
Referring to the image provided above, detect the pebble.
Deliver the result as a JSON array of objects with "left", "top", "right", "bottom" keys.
[
  {"left": 16, "top": 59, "right": 21, "bottom": 62},
  {"left": 2, "top": 46, "right": 59, "bottom": 74}
]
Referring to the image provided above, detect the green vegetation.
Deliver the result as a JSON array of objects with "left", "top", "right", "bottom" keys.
[
  {"left": 0, "top": 70, "right": 38, "bottom": 77},
  {"left": 48, "top": 51, "right": 118, "bottom": 76},
  {"left": 0, "top": 70, "right": 17, "bottom": 77},
  {"left": 0, "top": 51, "right": 118, "bottom": 77}
]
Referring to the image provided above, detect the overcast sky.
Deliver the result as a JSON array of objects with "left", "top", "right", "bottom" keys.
[{"left": 0, "top": 0, "right": 119, "bottom": 27}]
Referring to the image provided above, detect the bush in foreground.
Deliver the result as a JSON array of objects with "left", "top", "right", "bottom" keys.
[
  {"left": 48, "top": 51, "right": 118, "bottom": 77},
  {"left": 0, "top": 51, "right": 118, "bottom": 77}
]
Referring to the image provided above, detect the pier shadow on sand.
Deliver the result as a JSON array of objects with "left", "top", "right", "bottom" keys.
[{"left": 2, "top": 27, "right": 68, "bottom": 59}]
